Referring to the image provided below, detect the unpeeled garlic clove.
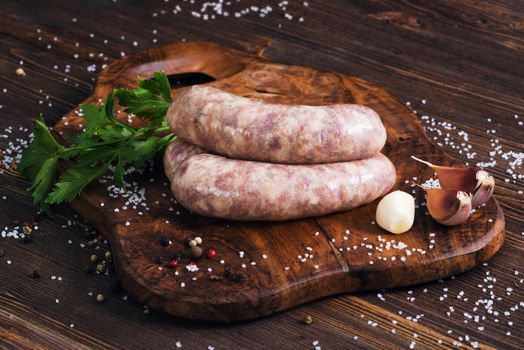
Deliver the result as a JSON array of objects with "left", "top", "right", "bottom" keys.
[
  {"left": 411, "top": 156, "right": 494, "bottom": 207},
  {"left": 376, "top": 190, "right": 415, "bottom": 234},
  {"left": 470, "top": 170, "right": 495, "bottom": 207},
  {"left": 425, "top": 189, "right": 472, "bottom": 226}
]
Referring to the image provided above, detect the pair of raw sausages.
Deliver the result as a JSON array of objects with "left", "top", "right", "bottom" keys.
[{"left": 164, "top": 85, "right": 396, "bottom": 221}]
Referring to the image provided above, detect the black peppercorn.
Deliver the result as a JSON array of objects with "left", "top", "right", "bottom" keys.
[
  {"left": 155, "top": 256, "right": 164, "bottom": 264},
  {"left": 224, "top": 267, "right": 245, "bottom": 283},
  {"left": 160, "top": 237, "right": 171, "bottom": 247},
  {"left": 191, "top": 246, "right": 203, "bottom": 258},
  {"left": 83, "top": 265, "right": 94, "bottom": 274},
  {"left": 31, "top": 270, "right": 41, "bottom": 279}
]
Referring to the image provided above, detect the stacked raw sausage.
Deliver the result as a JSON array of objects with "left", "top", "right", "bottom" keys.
[
  {"left": 164, "top": 85, "right": 396, "bottom": 221},
  {"left": 167, "top": 86, "right": 387, "bottom": 164}
]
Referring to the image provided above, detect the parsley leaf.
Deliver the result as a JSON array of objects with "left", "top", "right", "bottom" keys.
[
  {"left": 46, "top": 158, "right": 115, "bottom": 204},
  {"left": 29, "top": 155, "right": 59, "bottom": 211},
  {"left": 19, "top": 71, "right": 176, "bottom": 210},
  {"left": 114, "top": 71, "right": 172, "bottom": 124},
  {"left": 18, "top": 116, "right": 62, "bottom": 180}
]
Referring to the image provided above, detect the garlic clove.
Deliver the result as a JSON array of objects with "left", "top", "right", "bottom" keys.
[
  {"left": 411, "top": 156, "right": 494, "bottom": 208},
  {"left": 376, "top": 190, "right": 415, "bottom": 234},
  {"left": 470, "top": 170, "right": 495, "bottom": 208},
  {"left": 425, "top": 189, "right": 472, "bottom": 226}
]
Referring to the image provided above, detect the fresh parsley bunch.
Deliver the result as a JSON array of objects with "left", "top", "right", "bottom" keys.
[{"left": 18, "top": 71, "right": 175, "bottom": 212}]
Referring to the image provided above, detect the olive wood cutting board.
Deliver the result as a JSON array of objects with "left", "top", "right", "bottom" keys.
[{"left": 53, "top": 42, "right": 504, "bottom": 322}]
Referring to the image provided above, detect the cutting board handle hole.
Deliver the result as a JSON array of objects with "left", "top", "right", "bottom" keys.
[{"left": 167, "top": 72, "right": 215, "bottom": 88}]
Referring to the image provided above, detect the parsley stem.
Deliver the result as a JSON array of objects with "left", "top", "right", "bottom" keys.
[{"left": 154, "top": 126, "right": 172, "bottom": 133}]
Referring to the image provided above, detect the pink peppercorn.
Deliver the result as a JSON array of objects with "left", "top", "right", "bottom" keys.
[{"left": 207, "top": 249, "right": 217, "bottom": 258}]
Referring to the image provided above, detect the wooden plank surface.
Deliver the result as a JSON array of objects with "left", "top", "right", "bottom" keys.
[{"left": 0, "top": 0, "right": 522, "bottom": 348}]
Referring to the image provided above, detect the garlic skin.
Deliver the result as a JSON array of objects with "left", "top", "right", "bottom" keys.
[
  {"left": 411, "top": 156, "right": 495, "bottom": 208},
  {"left": 470, "top": 170, "right": 495, "bottom": 207},
  {"left": 425, "top": 189, "right": 472, "bottom": 226},
  {"left": 376, "top": 190, "right": 415, "bottom": 234}
]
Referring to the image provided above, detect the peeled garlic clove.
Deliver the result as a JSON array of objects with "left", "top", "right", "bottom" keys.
[
  {"left": 376, "top": 190, "right": 415, "bottom": 234},
  {"left": 411, "top": 156, "right": 494, "bottom": 207},
  {"left": 425, "top": 189, "right": 472, "bottom": 226}
]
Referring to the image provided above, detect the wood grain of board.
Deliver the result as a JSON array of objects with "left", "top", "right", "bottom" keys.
[{"left": 52, "top": 42, "right": 504, "bottom": 321}]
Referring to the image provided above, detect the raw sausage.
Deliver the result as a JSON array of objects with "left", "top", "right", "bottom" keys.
[
  {"left": 167, "top": 86, "right": 387, "bottom": 164},
  {"left": 164, "top": 139, "right": 396, "bottom": 221}
]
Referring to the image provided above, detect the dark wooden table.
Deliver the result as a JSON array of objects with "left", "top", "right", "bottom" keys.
[{"left": 1, "top": 1, "right": 523, "bottom": 349}]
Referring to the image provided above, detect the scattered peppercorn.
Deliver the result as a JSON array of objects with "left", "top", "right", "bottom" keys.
[
  {"left": 188, "top": 239, "right": 197, "bottom": 248},
  {"left": 96, "top": 263, "right": 106, "bottom": 273},
  {"left": 21, "top": 235, "right": 33, "bottom": 244},
  {"left": 207, "top": 248, "right": 217, "bottom": 259},
  {"left": 96, "top": 294, "right": 105, "bottom": 303},
  {"left": 191, "top": 245, "right": 203, "bottom": 258},
  {"left": 160, "top": 237, "right": 171, "bottom": 247},
  {"left": 90, "top": 254, "right": 98, "bottom": 263},
  {"left": 155, "top": 256, "right": 164, "bottom": 264},
  {"left": 194, "top": 236, "right": 202, "bottom": 245},
  {"left": 87, "top": 240, "right": 95, "bottom": 247},
  {"left": 22, "top": 225, "right": 32, "bottom": 235},
  {"left": 224, "top": 267, "right": 245, "bottom": 282},
  {"left": 168, "top": 259, "right": 179, "bottom": 268},
  {"left": 303, "top": 315, "right": 313, "bottom": 325},
  {"left": 105, "top": 251, "right": 112, "bottom": 262},
  {"left": 31, "top": 270, "right": 41, "bottom": 279},
  {"left": 83, "top": 265, "right": 94, "bottom": 274},
  {"left": 171, "top": 253, "right": 181, "bottom": 261}
]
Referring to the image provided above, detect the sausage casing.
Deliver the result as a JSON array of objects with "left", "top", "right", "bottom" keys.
[
  {"left": 164, "top": 139, "right": 396, "bottom": 221},
  {"left": 167, "top": 86, "right": 387, "bottom": 164}
]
